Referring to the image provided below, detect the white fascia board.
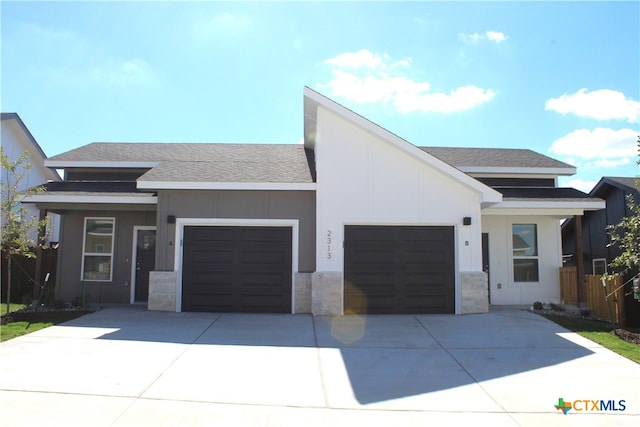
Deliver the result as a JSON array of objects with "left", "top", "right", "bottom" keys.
[
  {"left": 303, "top": 88, "right": 502, "bottom": 204},
  {"left": 21, "top": 194, "right": 158, "bottom": 205},
  {"left": 137, "top": 181, "right": 317, "bottom": 191},
  {"left": 460, "top": 166, "right": 576, "bottom": 176},
  {"left": 44, "top": 160, "right": 160, "bottom": 168},
  {"left": 483, "top": 199, "right": 605, "bottom": 215}
]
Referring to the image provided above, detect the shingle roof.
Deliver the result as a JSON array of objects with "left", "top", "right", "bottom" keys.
[
  {"left": 420, "top": 147, "right": 573, "bottom": 169},
  {"left": 49, "top": 143, "right": 316, "bottom": 183},
  {"left": 604, "top": 177, "right": 638, "bottom": 191},
  {"left": 495, "top": 186, "right": 596, "bottom": 201}
]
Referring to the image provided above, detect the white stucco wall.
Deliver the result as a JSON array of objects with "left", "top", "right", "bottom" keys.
[
  {"left": 482, "top": 215, "right": 563, "bottom": 305},
  {"left": 315, "top": 106, "right": 484, "bottom": 276}
]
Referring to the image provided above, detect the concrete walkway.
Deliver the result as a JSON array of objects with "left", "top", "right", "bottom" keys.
[{"left": 1, "top": 306, "right": 638, "bottom": 426}]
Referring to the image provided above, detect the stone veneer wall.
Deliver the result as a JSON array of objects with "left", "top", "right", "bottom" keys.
[
  {"left": 294, "top": 273, "right": 312, "bottom": 313},
  {"left": 148, "top": 271, "right": 177, "bottom": 312},
  {"left": 311, "top": 272, "right": 343, "bottom": 316},
  {"left": 460, "top": 271, "right": 488, "bottom": 314}
]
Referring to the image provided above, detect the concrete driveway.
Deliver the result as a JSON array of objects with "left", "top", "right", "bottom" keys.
[{"left": 1, "top": 306, "right": 638, "bottom": 427}]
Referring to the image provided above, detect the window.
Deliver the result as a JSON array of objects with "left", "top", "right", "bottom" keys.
[
  {"left": 512, "top": 224, "right": 539, "bottom": 282},
  {"left": 593, "top": 258, "right": 608, "bottom": 276},
  {"left": 82, "top": 217, "right": 115, "bottom": 281}
]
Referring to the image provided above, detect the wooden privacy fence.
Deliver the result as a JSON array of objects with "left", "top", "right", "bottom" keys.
[
  {"left": 585, "top": 274, "right": 624, "bottom": 324},
  {"left": 559, "top": 267, "right": 578, "bottom": 306},
  {"left": 1, "top": 248, "right": 58, "bottom": 303},
  {"left": 559, "top": 267, "right": 625, "bottom": 324}
]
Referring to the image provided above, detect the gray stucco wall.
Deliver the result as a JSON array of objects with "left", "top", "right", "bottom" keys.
[
  {"left": 155, "top": 190, "right": 316, "bottom": 272},
  {"left": 55, "top": 210, "right": 156, "bottom": 303}
]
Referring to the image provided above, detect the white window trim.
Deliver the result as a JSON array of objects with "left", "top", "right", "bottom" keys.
[
  {"left": 81, "top": 217, "right": 116, "bottom": 282},
  {"left": 593, "top": 258, "right": 608, "bottom": 275},
  {"left": 512, "top": 223, "right": 540, "bottom": 283}
]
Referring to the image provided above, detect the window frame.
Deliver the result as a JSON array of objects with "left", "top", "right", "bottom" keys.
[
  {"left": 81, "top": 217, "right": 116, "bottom": 282},
  {"left": 592, "top": 258, "right": 608, "bottom": 276},
  {"left": 512, "top": 223, "right": 539, "bottom": 283}
]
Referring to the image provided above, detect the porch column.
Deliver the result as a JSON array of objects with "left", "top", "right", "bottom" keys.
[
  {"left": 574, "top": 215, "right": 584, "bottom": 305},
  {"left": 32, "top": 209, "right": 47, "bottom": 303}
]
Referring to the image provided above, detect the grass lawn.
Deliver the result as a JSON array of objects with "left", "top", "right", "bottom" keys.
[
  {"left": 1, "top": 304, "right": 92, "bottom": 342},
  {"left": 541, "top": 313, "right": 640, "bottom": 364},
  {"left": 1, "top": 303, "right": 26, "bottom": 317}
]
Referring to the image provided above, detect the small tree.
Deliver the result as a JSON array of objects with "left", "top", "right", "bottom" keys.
[
  {"left": 607, "top": 136, "right": 640, "bottom": 276},
  {"left": 607, "top": 195, "right": 640, "bottom": 273},
  {"left": 1, "top": 147, "right": 48, "bottom": 314}
]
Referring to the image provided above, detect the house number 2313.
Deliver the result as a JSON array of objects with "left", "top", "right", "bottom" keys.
[{"left": 326, "top": 230, "right": 332, "bottom": 259}]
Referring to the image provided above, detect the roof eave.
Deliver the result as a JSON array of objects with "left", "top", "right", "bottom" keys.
[
  {"left": 21, "top": 194, "right": 158, "bottom": 205},
  {"left": 590, "top": 176, "right": 640, "bottom": 196},
  {"left": 136, "top": 181, "right": 317, "bottom": 191},
  {"left": 45, "top": 160, "right": 160, "bottom": 168},
  {"left": 483, "top": 199, "right": 605, "bottom": 217},
  {"left": 459, "top": 166, "right": 576, "bottom": 176}
]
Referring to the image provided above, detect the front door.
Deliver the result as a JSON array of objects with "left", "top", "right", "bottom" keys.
[
  {"left": 134, "top": 229, "right": 156, "bottom": 302},
  {"left": 482, "top": 233, "right": 490, "bottom": 304}
]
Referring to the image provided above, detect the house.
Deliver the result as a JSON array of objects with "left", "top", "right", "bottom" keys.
[
  {"left": 1, "top": 113, "right": 61, "bottom": 243},
  {"left": 562, "top": 177, "right": 638, "bottom": 275},
  {"left": 22, "top": 88, "right": 605, "bottom": 314},
  {"left": 562, "top": 176, "right": 640, "bottom": 326}
]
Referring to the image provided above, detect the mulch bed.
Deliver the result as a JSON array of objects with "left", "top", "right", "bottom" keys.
[
  {"left": 531, "top": 306, "right": 640, "bottom": 345},
  {"left": 611, "top": 328, "right": 640, "bottom": 345},
  {"left": 1, "top": 306, "right": 98, "bottom": 325}
]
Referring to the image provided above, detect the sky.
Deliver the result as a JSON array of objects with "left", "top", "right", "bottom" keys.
[{"left": 1, "top": 1, "right": 639, "bottom": 192}]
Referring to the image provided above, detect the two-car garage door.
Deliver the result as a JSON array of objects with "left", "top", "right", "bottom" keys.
[
  {"left": 344, "top": 225, "right": 455, "bottom": 314},
  {"left": 181, "top": 224, "right": 454, "bottom": 314},
  {"left": 181, "top": 226, "right": 292, "bottom": 313}
]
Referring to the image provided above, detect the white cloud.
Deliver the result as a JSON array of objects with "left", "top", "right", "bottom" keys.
[
  {"left": 90, "top": 59, "right": 157, "bottom": 87},
  {"left": 318, "top": 50, "right": 495, "bottom": 114},
  {"left": 459, "top": 30, "right": 508, "bottom": 44},
  {"left": 549, "top": 127, "right": 638, "bottom": 167},
  {"left": 459, "top": 32, "right": 483, "bottom": 44},
  {"left": 590, "top": 158, "right": 631, "bottom": 168},
  {"left": 486, "top": 31, "right": 507, "bottom": 43},
  {"left": 545, "top": 88, "right": 640, "bottom": 123},
  {"left": 562, "top": 179, "right": 598, "bottom": 193},
  {"left": 324, "top": 50, "right": 410, "bottom": 70}
]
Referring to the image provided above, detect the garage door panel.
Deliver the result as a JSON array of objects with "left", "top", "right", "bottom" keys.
[
  {"left": 241, "top": 251, "right": 286, "bottom": 264},
  {"left": 347, "top": 226, "right": 395, "bottom": 241},
  {"left": 188, "top": 227, "right": 234, "bottom": 241},
  {"left": 182, "top": 226, "right": 292, "bottom": 313},
  {"left": 344, "top": 225, "right": 455, "bottom": 314},
  {"left": 190, "top": 251, "right": 234, "bottom": 265},
  {"left": 241, "top": 227, "right": 290, "bottom": 240},
  {"left": 190, "top": 271, "right": 233, "bottom": 284}
]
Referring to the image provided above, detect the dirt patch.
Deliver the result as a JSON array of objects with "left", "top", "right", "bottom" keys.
[{"left": 611, "top": 328, "right": 640, "bottom": 345}]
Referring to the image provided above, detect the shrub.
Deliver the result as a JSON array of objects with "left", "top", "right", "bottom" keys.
[
  {"left": 549, "top": 302, "right": 565, "bottom": 312},
  {"left": 532, "top": 301, "right": 544, "bottom": 310}
]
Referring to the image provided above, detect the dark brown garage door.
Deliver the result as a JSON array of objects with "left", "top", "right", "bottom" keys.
[
  {"left": 344, "top": 225, "right": 455, "bottom": 314},
  {"left": 182, "top": 226, "right": 292, "bottom": 313}
]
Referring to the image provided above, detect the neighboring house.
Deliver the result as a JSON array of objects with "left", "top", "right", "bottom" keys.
[
  {"left": 1, "top": 113, "right": 61, "bottom": 243},
  {"left": 562, "top": 177, "right": 638, "bottom": 275},
  {"left": 23, "top": 88, "right": 605, "bottom": 314},
  {"left": 562, "top": 176, "right": 640, "bottom": 326}
]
